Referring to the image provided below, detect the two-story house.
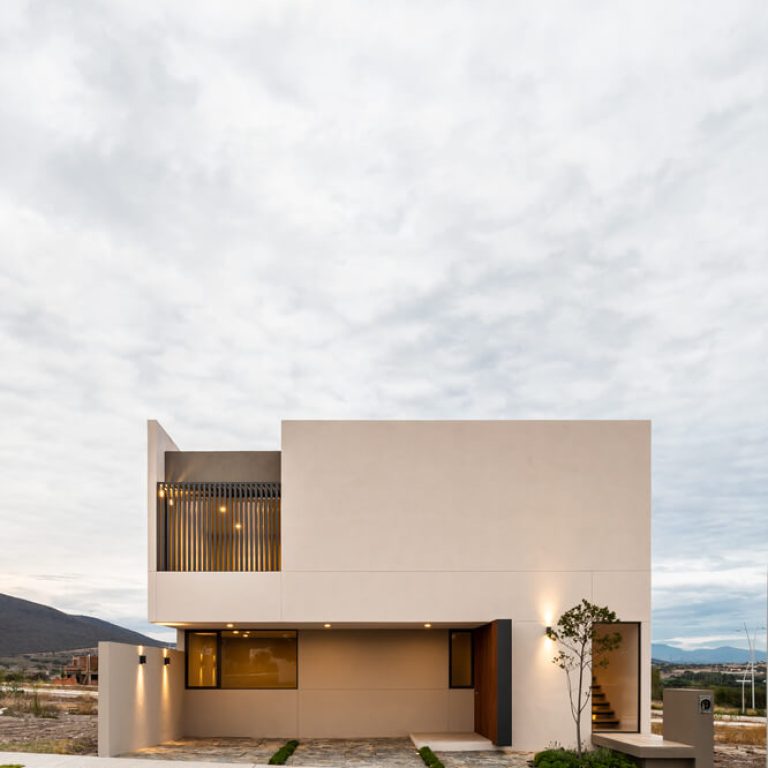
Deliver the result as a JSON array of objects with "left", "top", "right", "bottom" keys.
[{"left": 98, "top": 419, "right": 651, "bottom": 756}]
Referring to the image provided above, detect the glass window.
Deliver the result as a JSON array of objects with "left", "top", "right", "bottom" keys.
[
  {"left": 220, "top": 630, "right": 297, "bottom": 689},
  {"left": 450, "top": 630, "right": 473, "bottom": 688},
  {"left": 187, "top": 632, "right": 218, "bottom": 688}
]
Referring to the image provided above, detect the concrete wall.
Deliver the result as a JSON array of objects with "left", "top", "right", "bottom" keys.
[
  {"left": 165, "top": 451, "right": 281, "bottom": 483},
  {"left": 98, "top": 642, "right": 184, "bottom": 757},
  {"left": 147, "top": 421, "right": 179, "bottom": 579},
  {"left": 183, "top": 629, "right": 473, "bottom": 739},
  {"left": 148, "top": 420, "right": 652, "bottom": 751}
]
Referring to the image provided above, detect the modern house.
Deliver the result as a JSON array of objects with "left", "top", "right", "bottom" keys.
[{"left": 98, "top": 419, "right": 651, "bottom": 756}]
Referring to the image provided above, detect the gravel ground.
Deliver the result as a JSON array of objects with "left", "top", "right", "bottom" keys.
[{"left": 0, "top": 712, "right": 97, "bottom": 754}]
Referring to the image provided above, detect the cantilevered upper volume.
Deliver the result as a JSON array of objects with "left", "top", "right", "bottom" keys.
[{"left": 106, "top": 419, "right": 651, "bottom": 754}]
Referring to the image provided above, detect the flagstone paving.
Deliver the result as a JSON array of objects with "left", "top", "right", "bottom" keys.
[
  {"left": 125, "top": 737, "right": 534, "bottom": 768},
  {"left": 437, "top": 750, "right": 534, "bottom": 768},
  {"left": 289, "top": 738, "right": 423, "bottom": 767},
  {"left": 125, "top": 737, "right": 284, "bottom": 763}
]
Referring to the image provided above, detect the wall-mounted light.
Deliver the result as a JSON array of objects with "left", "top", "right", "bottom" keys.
[
  {"left": 164, "top": 657, "right": 171, "bottom": 666},
  {"left": 138, "top": 655, "right": 147, "bottom": 664},
  {"left": 545, "top": 626, "right": 555, "bottom": 640}
]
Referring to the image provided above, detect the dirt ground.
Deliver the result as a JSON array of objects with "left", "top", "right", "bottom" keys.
[
  {"left": 0, "top": 711, "right": 97, "bottom": 754},
  {"left": 715, "top": 744, "right": 767, "bottom": 768}
]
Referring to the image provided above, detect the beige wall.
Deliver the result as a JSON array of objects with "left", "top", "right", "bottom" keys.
[
  {"left": 98, "top": 642, "right": 185, "bottom": 757},
  {"left": 147, "top": 421, "right": 179, "bottom": 579},
  {"left": 183, "top": 630, "right": 474, "bottom": 739},
  {"left": 165, "top": 451, "right": 281, "bottom": 482},
  {"left": 282, "top": 421, "right": 649, "bottom": 574},
  {"left": 148, "top": 420, "right": 651, "bottom": 750}
]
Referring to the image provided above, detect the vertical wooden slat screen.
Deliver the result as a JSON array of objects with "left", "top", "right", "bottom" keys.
[{"left": 157, "top": 482, "right": 281, "bottom": 571}]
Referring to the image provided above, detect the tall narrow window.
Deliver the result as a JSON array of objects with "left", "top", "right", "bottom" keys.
[
  {"left": 187, "top": 632, "right": 218, "bottom": 688},
  {"left": 450, "top": 630, "right": 473, "bottom": 688}
]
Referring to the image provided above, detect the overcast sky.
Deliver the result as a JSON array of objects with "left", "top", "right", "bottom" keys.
[{"left": 1, "top": 1, "right": 766, "bottom": 647}]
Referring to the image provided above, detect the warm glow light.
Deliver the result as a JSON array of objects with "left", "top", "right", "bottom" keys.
[
  {"left": 324, "top": 623, "right": 332, "bottom": 629},
  {"left": 219, "top": 506, "right": 227, "bottom": 513},
  {"left": 226, "top": 623, "right": 234, "bottom": 628},
  {"left": 168, "top": 498, "right": 174, "bottom": 506},
  {"left": 424, "top": 623, "right": 432, "bottom": 628},
  {"left": 233, "top": 630, "right": 239, "bottom": 634},
  {"left": 158, "top": 488, "right": 165, "bottom": 498},
  {"left": 235, "top": 523, "right": 242, "bottom": 530}
]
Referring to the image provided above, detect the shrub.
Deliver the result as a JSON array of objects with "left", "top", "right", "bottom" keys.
[
  {"left": 418, "top": 746, "right": 445, "bottom": 768},
  {"left": 268, "top": 739, "right": 299, "bottom": 765},
  {"left": 534, "top": 748, "right": 634, "bottom": 768}
]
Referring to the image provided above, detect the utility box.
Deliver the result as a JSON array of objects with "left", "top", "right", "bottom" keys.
[{"left": 663, "top": 688, "right": 714, "bottom": 768}]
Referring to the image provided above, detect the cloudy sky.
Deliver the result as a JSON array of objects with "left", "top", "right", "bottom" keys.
[{"left": 0, "top": 1, "right": 766, "bottom": 647}]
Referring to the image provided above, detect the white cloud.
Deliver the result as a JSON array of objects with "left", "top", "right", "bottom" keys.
[{"left": 0, "top": 0, "right": 766, "bottom": 644}]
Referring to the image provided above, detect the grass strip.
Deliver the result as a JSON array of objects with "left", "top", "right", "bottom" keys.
[
  {"left": 268, "top": 739, "right": 300, "bottom": 765},
  {"left": 418, "top": 746, "right": 445, "bottom": 768}
]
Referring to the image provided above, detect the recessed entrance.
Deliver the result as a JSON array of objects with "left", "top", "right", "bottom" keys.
[{"left": 592, "top": 622, "right": 641, "bottom": 733}]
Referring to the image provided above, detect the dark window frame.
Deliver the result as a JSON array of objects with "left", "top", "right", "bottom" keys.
[
  {"left": 185, "top": 629, "right": 299, "bottom": 690},
  {"left": 591, "top": 621, "right": 642, "bottom": 735},
  {"left": 449, "top": 628, "right": 474, "bottom": 688}
]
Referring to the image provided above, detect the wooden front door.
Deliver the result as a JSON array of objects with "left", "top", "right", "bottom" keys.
[{"left": 473, "top": 619, "right": 512, "bottom": 746}]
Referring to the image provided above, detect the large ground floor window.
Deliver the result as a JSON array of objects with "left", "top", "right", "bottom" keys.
[{"left": 186, "top": 629, "right": 298, "bottom": 689}]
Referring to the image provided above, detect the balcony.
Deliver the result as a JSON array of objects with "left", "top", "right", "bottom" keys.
[{"left": 157, "top": 482, "right": 281, "bottom": 572}]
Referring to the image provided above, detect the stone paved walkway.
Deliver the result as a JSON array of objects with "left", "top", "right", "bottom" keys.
[
  {"left": 290, "top": 737, "right": 422, "bottom": 767},
  {"left": 437, "top": 750, "right": 533, "bottom": 768},
  {"left": 125, "top": 737, "right": 534, "bottom": 768},
  {"left": 126, "top": 737, "right": 285, "bottom": 763}
]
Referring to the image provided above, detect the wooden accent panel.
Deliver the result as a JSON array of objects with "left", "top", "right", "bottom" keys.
[
  {"left": 158, "top": 482, "right": 281, "bottom": 571},
  {"left": 474, "top": 621, "right": 498, "bottom": 743},
  {"left": 474, "top": 620, "right": 512, "bottom": 746}
]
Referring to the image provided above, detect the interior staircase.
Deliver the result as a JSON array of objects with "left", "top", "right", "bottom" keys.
[{"left": 591, "top": 675, "right": 620, "bottom": 730}]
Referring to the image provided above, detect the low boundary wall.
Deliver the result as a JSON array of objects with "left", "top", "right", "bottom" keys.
[{"left": 98, "top": 641, "right": 184, "bottom": 757}]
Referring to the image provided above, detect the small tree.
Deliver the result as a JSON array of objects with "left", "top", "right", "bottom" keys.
[{"left": 546, "top": 599, "right": 622, "bottom": 758}]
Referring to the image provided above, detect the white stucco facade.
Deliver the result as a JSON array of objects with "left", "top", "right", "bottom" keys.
[{"left": 99, "top": 419, "right": 651, "bottom": 756}]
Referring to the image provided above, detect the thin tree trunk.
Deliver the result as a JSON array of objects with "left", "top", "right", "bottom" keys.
[{"left": 576, "top": 642, "right": 585, "bottom": 759}]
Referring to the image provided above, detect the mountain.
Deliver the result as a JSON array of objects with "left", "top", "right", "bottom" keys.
[
  {"left": 652, "top": 642, "right": 767, "bottom": 664},
  {"left": 0, "top": 593, "right": 164, "bottom": 656}
]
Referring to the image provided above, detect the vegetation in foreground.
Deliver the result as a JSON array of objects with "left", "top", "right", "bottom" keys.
[
  {"left": 268, "top": 739, "right": 299, "bottom": 765},
  {"left": 418, "top": 745, "right": 445, "bottom": 768},
  {"left": 534, "top": 748, "right": 635, "bottom": 768}
]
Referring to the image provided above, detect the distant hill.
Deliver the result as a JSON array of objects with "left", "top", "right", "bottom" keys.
[
  {"left": 652, "top": 642, "right": 767, "bottom": 664},
  {"left": 0, "top": 593, "right": 164, "bottom": 656}
]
